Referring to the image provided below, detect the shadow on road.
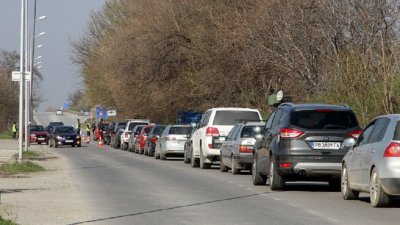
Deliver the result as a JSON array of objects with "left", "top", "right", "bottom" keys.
[
  {"left": 68, "top": 192, "right": 272, "bottom": 225},
  {"left": 358, "top": 196, "right": 400, "bottom": 208},
  {"left": 282, "top": 182, "right": 338, "bottom": 193}
]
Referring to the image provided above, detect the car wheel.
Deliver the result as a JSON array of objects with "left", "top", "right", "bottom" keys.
[
  {"left": 252, "top": 157, "right": 266, "bottom": 185},
  {"left": 200, "top": 149, "right": 211, "bottom": 169},
  {"left": 269, "top": 159, "right": 285, "bottom": 190},
  {"left": 38, "top": 142, "right": 41, "bottom": 145},
  {"left": 231, "top": 157, "right": 240, "bottom": 174},
  {"left": 184, "top": 149, "right": 190, "bottom": 164},
  {"left": 341, "top": 164, "right": 359, "bottom": 200},
  {"left": 219, "top": 153, "right": 228, "bottom": 172},
  {"left": 370, "top": 167, "right": 391, "bottom": 207},
  {"left": 191, "top": 148, "right": 199, "bottom": 168}
]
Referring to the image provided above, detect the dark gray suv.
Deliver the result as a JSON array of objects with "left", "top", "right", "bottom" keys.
[{"left": 252, "top": 103, "right": 362, "bottom": 190}]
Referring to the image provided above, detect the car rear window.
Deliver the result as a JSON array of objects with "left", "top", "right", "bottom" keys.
[
  {"left": 129, "top": 122, "right": 148, "bottom": 130},
  {"left": 213, "top": 111, "right": 260, "bottom": 126},
  {"left": 153, "top": 126, "right": 166, "bottom": 135},
  {"left": 241, "top": 125, "right": 263, "bottom": 138},
  {"left": 136, "top": 126, "right": 144, "bottom": 133},
  {"left": 393, "top": 121, "right": 400, "bottom": 140},
  {"left": 169, "top": 127, "right": 189, "bottom": 134},
  {"left": 290, "top": 110, "right": 358, "bottom": 129}
]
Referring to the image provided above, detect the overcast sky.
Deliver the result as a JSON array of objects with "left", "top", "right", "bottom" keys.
[{"left": 0, "top": 0, "right": 105, "bottom": 111}]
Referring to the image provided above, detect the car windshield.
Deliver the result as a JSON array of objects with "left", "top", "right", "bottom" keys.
[
  {"left": 241, "top": 125, "right": 263, "bottom": 138},
  {"left": 213, "top": 111, "right": 260, "bottom": 126},
  {"left": 129, "top": 122, "right": 148, "bottom": 130},
  {"left": 30, "top": 125, "right": 44, "bottom": 131},
  {"left": 153, "top": 126, "right": 166, "bottom": 135},
  {"left": 169, "top": 126, "right": 189, "bottom": 134},
  {"left": 290, "top": 110, "right": 358, "bottom": 129},
  {"left": 56, "top": 127, "right": 75, "bottom": 133},
  {"left": 136, "top": 126, "right": 144, "bottom": 133}
]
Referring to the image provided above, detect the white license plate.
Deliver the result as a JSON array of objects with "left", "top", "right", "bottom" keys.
[
  {"left": 312, "top": 142, "right": 341, "bottom": 150},
  {"left": 37, "top": 138, "right": 45, "bottom": 141},
  {"left": 65, "top": 140, "right": 73, "bottom": 143},
  {"left": 219, "top": 137, "right": 225, "bottom": 142}
]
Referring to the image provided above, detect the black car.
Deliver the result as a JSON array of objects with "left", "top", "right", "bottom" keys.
[
  {"left": 103, "top": 122, "right": 115, "bottom": 144},
  {"left": 252, "top": 103, "right": 362, "bottom": 190},
  {"left": 144, "top": 125, "right": 166, "bottom": 156},
  {"left": 46, "top": 122, "right": 64, "bottom": 132},
  {"left": 48, "top": 126, "right": 81, "bottom": 148},
  {"left": 110, "top": 121, "right": 127, "bottom": 149}
]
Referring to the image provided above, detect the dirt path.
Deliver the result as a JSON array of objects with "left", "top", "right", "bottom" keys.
[{"left": 0, "top": 145, "right": 96, "bottom": 225}]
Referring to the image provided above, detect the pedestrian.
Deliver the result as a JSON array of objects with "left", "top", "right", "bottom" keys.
[
  {"left": 12, "top": 121, "right": 17, "bottom": 140},
  {"left": 76, "top": 119, "right": 81, "bottom": 134},
  {"left": 97, "top": 118, "right": 104, "bottom": 140},
  {"left": 86, "top": 123, "right": 91, "bottom": 138}
]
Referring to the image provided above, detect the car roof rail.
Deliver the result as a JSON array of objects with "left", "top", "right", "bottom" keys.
[
  {"left": 279, "top": 102, "right": 295, "bottom": 107},
  {"left": 338, "top": 103, "right": 350, "bottom": 109},
  {"left": 235, "top": 119, "right": 267, "bottom": 124}
]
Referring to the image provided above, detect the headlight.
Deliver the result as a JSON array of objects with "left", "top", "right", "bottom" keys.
[
  {"left": 56, "top": 136, "right": 63, "bottom": 140},
  {"left": 76, "top": 135, "right": 81, "bottom": 139}
]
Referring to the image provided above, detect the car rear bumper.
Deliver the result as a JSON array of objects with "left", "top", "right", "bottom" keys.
[
  {"left": 380, "top": 178, "right": 400, "bottom": 196},
  {"left": 279, "top": 162, "right": 341, "bottom": 178},
  {"left": 233, "top": 154, "right": 253, "bottom": 165}
]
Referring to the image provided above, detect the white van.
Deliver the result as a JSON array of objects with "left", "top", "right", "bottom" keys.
[{"left": 190, "top": 108, "right": 262, "bottom": 169}]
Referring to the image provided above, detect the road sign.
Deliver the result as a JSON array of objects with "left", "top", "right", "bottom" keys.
[
  {"left": 63, "top": 103, "right": 70, "bottom": 109},
  {"left": 107, "top": 109, "right": 117, "bottom": 117},
  {"left": 95, "top": 107, "right": 108, "bottom": 119},
  {"left": 11, "top": 71, "right": 31, "bottom": 81}
]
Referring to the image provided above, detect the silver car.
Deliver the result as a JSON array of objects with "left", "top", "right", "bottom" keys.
[
  {"left": 342, "top": 114, "right": 400, "bottom": 207},
  {"left": 220, "top": 122, "right": 264, "bottom": 174},
  {"left": 155, "top": 125, "right": 190, "bottom": 160}
]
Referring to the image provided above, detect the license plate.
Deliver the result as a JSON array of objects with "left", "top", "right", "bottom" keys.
[
  {"left": 65, "top": 140, "right": 73, "bottom": 143},
  {"left": 37, "top": 138, "right": 45, "bottom": 141},
  {"left": 312, "top": 142, "right": 341, "bottom": 150},
  {"left": 219, "top": 137, "right": 225, "bottom": 142}
]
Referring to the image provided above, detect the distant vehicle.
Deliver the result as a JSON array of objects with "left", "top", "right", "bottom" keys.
[
  {"left": 252, "top": 103, "right": 362, "bottom": 190},
  {"left": 120, "top": 119, "right": 150, "bottom": 150},
  {"left": 176, "top": 111, "right": 202, "bottom": 124},
  {"left": 144, "top": 125, "right": 166, "bottom": 156},
  {"left": 47, "top": 125, "right": 81, "bottom": 148},
  {"left": 110, "top": 121, "right": 127, "bottom": 149},
  {"left": 134, "top": 125, "right": 154, "bottom": 154},
  {"left": 220, "top": 121, "right": 264, "bottom": 174},
  {"left": 56, "top": 110, "right": 63, "bottom": 116},
  {"left": 342, "top": 114, "right": 400, "bottom": 207},
  {"left": 128, "top": 125, "right": 144, "bottom": 152},
  {"left": 191, "top": 107, "right": 263, "bottom": 169},
  {"left": 155, "top": 125, "right": 190, "bottom": 160},
  {"left": 29, "top": 125, "right": 48, "bottom": 145}
]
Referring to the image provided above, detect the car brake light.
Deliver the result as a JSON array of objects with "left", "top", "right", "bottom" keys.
[
  {"left": 279, "top": 162, "right": 293, "bottom": 168},
  {"left": 279, "top": 128, "right": 304, "bottom": 138},
  {"left": 239, "top": 145, "right": 253, "bottom": 153},
  {"left": 165, "top": 136, "right": 176, "bottom": 141},
  {"left": 384, "top": 142, "right": 400, "bottom": 157},
  {"left": 348, "top": 130, "right": 362, "bottom": 139},
  {"left": 206, "top": 127, "right": 220, "bottom": 137}
]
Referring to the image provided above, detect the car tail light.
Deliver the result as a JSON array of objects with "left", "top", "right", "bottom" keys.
[
  {"left": 239, "top": 145, "right": 253, "bottom": 153},
  {"left": 348, "top": 130, "right": 362, "bottom": 139},
  {"left": 165, "top": 136, "right": 176, "bottom": 141},
  {"left": 279, "top": 162, "right": 293, "bottom": 168},
  {"left": 279, "top": 128, "right": 304, "bottom": 138},
  {"left": 384, "top": 142, "right": 400, "bottom": 157},
  {"left": 206, "top": 127, "right": 220, "bottom": 137},
  {"left": 151, "top": 137, "right": 158, "bottom": 143}
]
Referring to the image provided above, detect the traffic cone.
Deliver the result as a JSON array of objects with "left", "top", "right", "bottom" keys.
[
  {"left": 85, "top": 136, "right": 90, "bottom": 144},
  {"left": 98, "top": 137, "right": 103, "bottom": 147}
]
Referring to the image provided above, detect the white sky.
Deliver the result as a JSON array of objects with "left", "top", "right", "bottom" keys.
[{"left": 0, "top": 0, "right": 106, "bottom": 111}]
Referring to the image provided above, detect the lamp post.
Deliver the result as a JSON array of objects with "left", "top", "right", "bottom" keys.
[{"left": 18, "top": 0, "right": 27, "bottom": 161}]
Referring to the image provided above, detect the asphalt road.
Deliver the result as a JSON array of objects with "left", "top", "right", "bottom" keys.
[{"left": 35, "top": 113, "right": 400, "bottom": 225}]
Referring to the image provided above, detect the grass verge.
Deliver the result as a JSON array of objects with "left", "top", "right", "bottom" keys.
[
  {"left": 0, "top": 131, "right": 11, "bottom": 139},
  {"left": 22, "top": 151, "right": 42, "bottom": 159},
  {"left": 0, "top": 216, "right": 17, "bottom": 225},
  {"left": 0, "top": 161, "right": 44, "bottom": 175}
]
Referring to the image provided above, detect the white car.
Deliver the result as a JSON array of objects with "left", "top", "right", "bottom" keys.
[
  {"left": 191, "top": 108, "right": 262, "bottom": 169},
  {"left": 155, "top": 125, "right": 190, "bottom": 160},
  {"left": 120, "top": 119, "right": 150, "bottom": 150}
]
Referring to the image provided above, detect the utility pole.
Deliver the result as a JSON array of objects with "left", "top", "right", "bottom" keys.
[
  {"left": 19, "top": 0, "right": 27, "bottom": 161},
  {"left": 24, "top": 0, "right": 29, "bottom": 151}
]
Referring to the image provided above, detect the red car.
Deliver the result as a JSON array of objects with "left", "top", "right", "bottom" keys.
[
  {"left": 29, "top": 125, "right": 48, "bottom": 144},
  {"left": 135, "top": 125, "right": 153, "bottom": 154}
]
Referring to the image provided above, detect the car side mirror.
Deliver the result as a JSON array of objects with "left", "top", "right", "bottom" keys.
[
  {"left": 343, "top": 138, "right": 356, "bottom": 148},
  {"left": 255, "top": 134, "right": 265, "bottom": 141}
]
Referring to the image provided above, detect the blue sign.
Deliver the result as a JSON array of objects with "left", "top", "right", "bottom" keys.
[
  {"left": 95, "top": 107, "right": 108, "bottom": 119},
  {"left": 63, "top": 103, "right": 70, "bottom": 109},
  {"left": 176, "top": 111, "right": 202, "bottom": 124}
]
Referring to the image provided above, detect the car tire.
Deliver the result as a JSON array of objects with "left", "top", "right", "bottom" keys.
[
  {"left": 183, "top": 149, "right": 190, "bottom": 164},
  {"left": 220, "top": 153, "right": 228, "bottom": 172},
  {"left": 370, "top": 167, "right": 391, "bottom": 207},
  {"left": 191, "top": 149, "right": 199, "bottom": 168},
  {"left": 341, "top": 164, "right": 359, "bottom": 200},
  {"left": 200, "top": 149, "right": 211, "bottom": 169},
  {"left": 231, "top": 157, "right": 239, "bottom": 174},
  {"left": 252, "top": 157, "right": 266, "bottom": 185},
  {"left": 269, "top": 159, "right": 285, "bottom": 190}
]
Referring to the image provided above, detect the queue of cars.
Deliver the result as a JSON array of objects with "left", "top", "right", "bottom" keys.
[{"left": 42, "top": 104, "right": 399, "bottom": 208}]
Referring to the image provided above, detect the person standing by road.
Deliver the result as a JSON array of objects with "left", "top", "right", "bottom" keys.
[
  {"left": 12, "top": 121, "right": 17, "bottom": 140},
  {"left": 76, "top": 119, "right": 81, "bottom": 134},
  {"left": 86, "top": 124, "right": 91, "bottom": 138},
  {"left": 97, "top": 118, "right": 104, "bottom": 140}
]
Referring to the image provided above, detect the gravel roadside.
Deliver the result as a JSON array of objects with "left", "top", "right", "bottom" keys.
[{"left": 0, "top": 143, "right": 96, "bottom": 225}]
